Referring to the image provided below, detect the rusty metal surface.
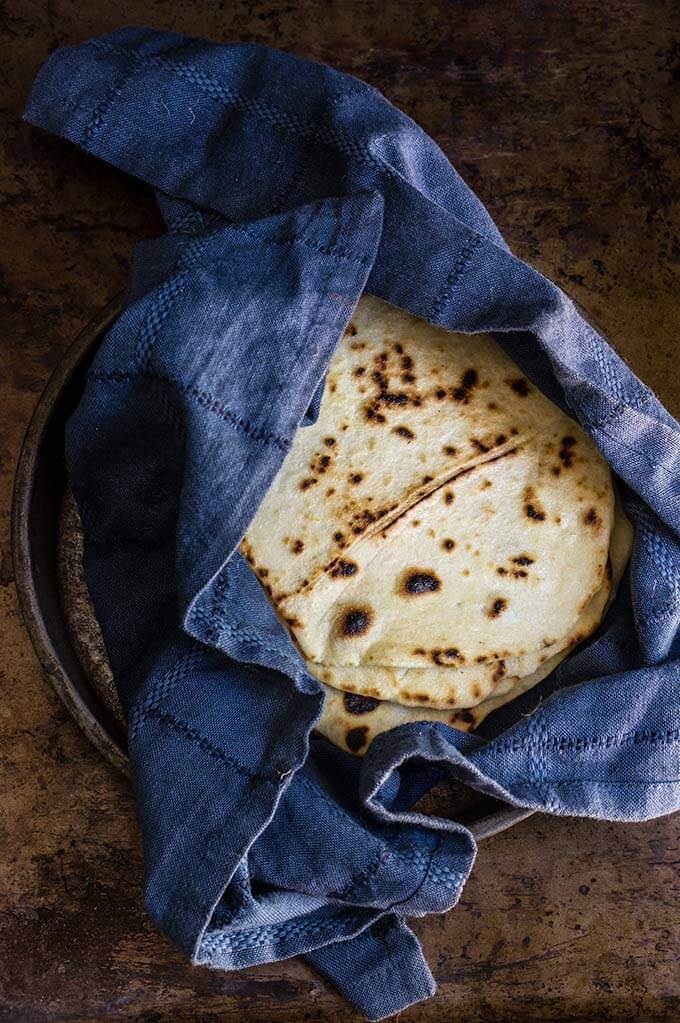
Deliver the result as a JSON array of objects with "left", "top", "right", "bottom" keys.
[{"left": 1, "top": 1, "right": 678, "bottom": 1021}]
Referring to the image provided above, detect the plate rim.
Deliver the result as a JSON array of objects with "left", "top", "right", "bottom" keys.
[{"left": 12, "top": 296, "right": 130, "bottom": 776}]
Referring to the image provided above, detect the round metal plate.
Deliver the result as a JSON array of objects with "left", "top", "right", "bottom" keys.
[{"left": 11, "top": 298, "right": 534, "bottom": 839}]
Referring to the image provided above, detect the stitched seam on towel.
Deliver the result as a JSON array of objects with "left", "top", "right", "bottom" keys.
[
  {"left": 292, "top": 773, "right": 423, "bottom": 863},
  {"left": 205, "top": 566, "right": 232, "bottom": 645},
  {"left": 195, "top": 615, "right": 303, "bottom": 677},
  {"left": 88, "top": 39, "right": 386, "bottom": 170},
  {"left": 218, "top": 225, "right": 371, "bottom": 264},
  {"left": 415, "top": 719, "right": 678, "bottom": 756},
  {"left": 175, "top": 214, "right": 372, "bottom": 264},
  {"left": 528, "top": 713, "right": 543, "bottom": 800},
  {"left": 204, "top": 843, "right": 448, "bottom": 956},
  {"left": 634, "top": 506, "right": 680, "bottom": 596},
  {"left": 588, "top": 419, "right": 679, "bottom": 479},
  {"left": 329, "top": 846, "right": 395, "bottom": 900},
  {"left": 136, "top": 271, "right": 190, "bottom": 371},
  {"left": 549, "top": 777, "right": 680, "bottom": 788},
  {"left": 128, "top": 648, "right": 202, "bottom": 740},
  {"left": 141, "top": 706, "right": 280, "bottom": 782},
  {"left": 83, "top": 52, "right": 144, "bottom": 142},
  {"left": 88, "top": 368, "right": 292, "bottom": 451},
  {"left": 539, "top": 715, "right": 558, "bottom": 811},
  {"left": 493, "top": 728, "right": 680, "bottom": 756},
  {"left": 288, "top": 235, "right": 338, "bottom": 370},
  {"left": 428, "top": 236, "right": 482, "bottom": 321},
  {"left": 638, "top": 597, "right": 680, "bottom": 627},
  {"left": 585, "top": 389, "right": 658, "bottom": 431},
  {"left": 202, "top": 908, "right": 371, "bottom": 956},
  {"left": 591, "top": 336, "right": 624, "bottom": 403},
  {"left": 269, "top": 845, "right": 394, "bottom": 903}
]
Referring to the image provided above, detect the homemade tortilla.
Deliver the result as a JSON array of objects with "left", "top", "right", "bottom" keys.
[{"left": 243, "top": 295, "right": 616, "bottom": 710}]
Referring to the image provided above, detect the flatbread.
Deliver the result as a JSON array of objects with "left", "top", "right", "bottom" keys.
[
  {"left": 58, "top": 487, "right": 631, "bottom": 759},
  {"left": 243, "top": 295, "right": 615, "bottom": 708},
  {"left": 314, "top": 495, "right": 632, "bottom": 754},
  {"left": 315, "top": 646, "right": 572, "bottom": 754},
  {"left": 310, "top": 566, "right": 612, "bottom": 709},
  {"left": 299, "top": 439, "right": 612, "bottom": 707}
]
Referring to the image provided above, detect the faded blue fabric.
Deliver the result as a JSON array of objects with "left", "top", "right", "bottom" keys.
[{"left": 24, "top": 28, "right": 679, "bottom": 1020}]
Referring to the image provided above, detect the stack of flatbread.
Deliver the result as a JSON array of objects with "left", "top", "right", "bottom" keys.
[{"left": 244, "top": 296, "right": 632, "bottom": 754}]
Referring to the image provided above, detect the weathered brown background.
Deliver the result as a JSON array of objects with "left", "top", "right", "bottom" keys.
[{"left": 1, "top": 1, "right": 678, "bottom": 1020}]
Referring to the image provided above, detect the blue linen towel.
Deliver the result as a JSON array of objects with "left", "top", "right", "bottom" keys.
[{"left": 24, "top": 28, "right": 679, "bottom": 1020}]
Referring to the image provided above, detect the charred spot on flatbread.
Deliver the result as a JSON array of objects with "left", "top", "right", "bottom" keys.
[
  {"left": 329, "top": 559, "right": 359, "bottom": 579},
  {"left": 339, "top": 608, "right": 373, "bottom": 637},
  {"left": 345, "top": 726, "right": 369, "bottom": 751},
  {"left": 488, "top": 597, "right": 508, "bottom": 618},
  {"left": 400, "top": 570, "right": 441, "bottom": 596},
  {"left": 431, "top": 647, "right": 464, "bottom": 665},
  {"left": 559, "top": 435, "right": 577, "bottom": 468},
  {"left": 343, "top": 693, "right": 379, "bottom": 715},
  {"left": 451, "top": 367, "right": 479, "bottom": 403},
  {"left": 509, "top": 377, "right": 531, "bottom": 397},
  {"left": 584, "top": 507, "right": 602, "bottom": 530},
  {"left": 491, "top": 660, "right": 507, "bottom": 684},
  {"left": 524, "top": 486, "right": 546, "bottom": 521}
]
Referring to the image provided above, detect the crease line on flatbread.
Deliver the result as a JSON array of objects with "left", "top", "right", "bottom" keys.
[
  {"left": 280, "top": 429, "right": 613, "bottom": 687},
  {"left": 243, "top": 435, "right": 527, "bottom": 608}
]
